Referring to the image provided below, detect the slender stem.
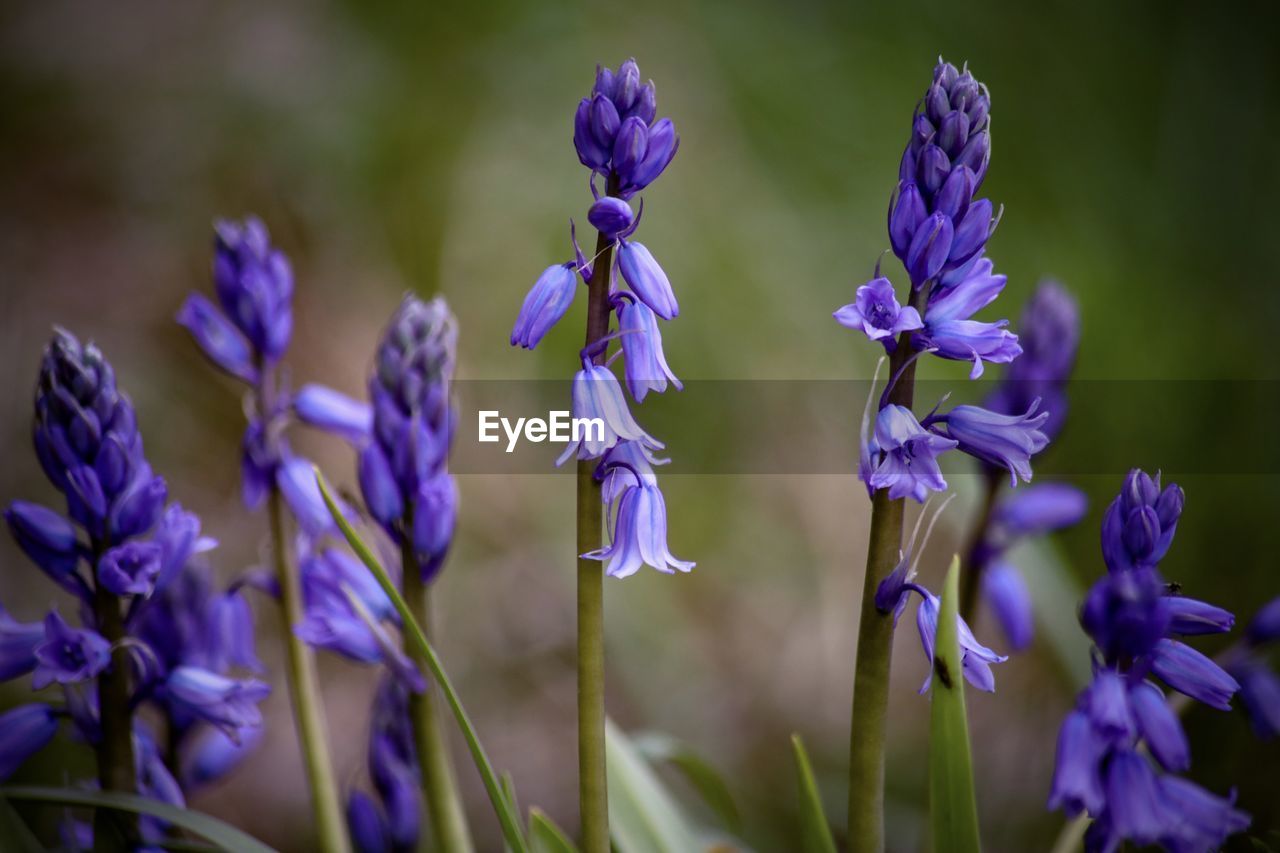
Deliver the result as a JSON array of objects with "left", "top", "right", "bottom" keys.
[
  {"left": 958, "top": 467, "right": 1002, "bottom": 622},
  {"left": 402, "top": 533, "right": 474, "bottom": 853},
  {"left": 92, "top": 561, "right": 138, "bottom": 853},
  {"left": 267, "top": 489, "right": 350, "bottom": 853},
  {"left": 847, "top": 284, "right": 929, "bottom": 853},
  {"left": 577, "top": 201, "right": 616, "bottom": 853}
]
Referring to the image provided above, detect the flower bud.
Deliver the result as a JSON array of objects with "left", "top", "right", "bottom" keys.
[
  {"left": 617, "top": 240, "right": 679, "bottom": 319},
  {"left": 611, "top": 117, "right": 649, "bottom": 187},
  {"left": 588, "top": 197, "right": 635, "bottom": 239}
]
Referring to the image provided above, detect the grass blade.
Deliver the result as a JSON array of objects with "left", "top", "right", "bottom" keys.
[
  {"left": 529, "top": 808, "right": 579, "bottom": 853},
  {"left": 791, "top": 734, "right": 837, "bottom": 853}
]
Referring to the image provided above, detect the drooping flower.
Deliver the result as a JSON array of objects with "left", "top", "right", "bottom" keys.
[
  {"left": 833, "top": 277, "right": 923, "bottom": 351},
  {"left": 583, "top": 482, "right": 694, "bottom": 578},
  {"left": 162, "top": 666, "right": 271, "bottom": 738},
  {"left": 0, "top": 704, "right": 59, "bottom": 782},
  {"left": 913, "top": 258, "right": 1021, "bottom": 378},
  {"left": 617, "top": 240, "right": 678, "bottom": 320},
  {"left": 982, "top": 562, "right": 1034, "bottom": 651},
  {"left": 985, "top": 281, "right": 1079, "bottom": 440},
  {"left": 616, "top": 295, "right": 681, "bottom": 402},
  {"left": 863, "top": 404, "right": 957, "bottom": 503},
  {"left": 914, "top": 588, "right": 1008, "bottom": 692},
  {"left": 933, "top": 400, "right": 1049, "bottom": 486},
  {"left": 556, "top": 362, "right": 664, "bottom": 464},
  {"left": 511, "top": 263, "right": 578, "bottom": 350}
]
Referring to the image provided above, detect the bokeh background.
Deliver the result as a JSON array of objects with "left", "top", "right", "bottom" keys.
[{"left": 3, "top": 0, "right": 1280, "bottom": 850}]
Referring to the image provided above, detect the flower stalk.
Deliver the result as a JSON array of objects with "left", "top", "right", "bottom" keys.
[
  {"left": 577, "top": 216, "right": 615, "bottom": 853},
  {"left": 91, "top": 562, "right": 138, "bottom": 852},
  {"left": 401, "top": 525, "right": 473, "bottom": 853}
]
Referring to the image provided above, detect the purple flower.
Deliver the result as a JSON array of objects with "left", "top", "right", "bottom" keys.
[
  {"left": 1157, "top": 776, "right": 1250, "bottom": 853},
  {"left": 618, "top": 118, "right": 679, "bottom": 196},
  {"left": 583, "top": 483, "right": 694, "bottom": 578},
  {"left": 986, "top": 281, "right": 1079, "bottom": 440},
  {"left": 411, "top": 473, "right": 457, "bottom": 582},
  {"left": 348, "top": 790, "right": 390, "bottom": 853},
  {"left": 1246, "top": 595, "right": 1280, "bottom": 645},
  {"left": 0, "top": 704, "right": 59, "bottom": 782},
  {"left": 617, "top": 240, "right": 678, "bottom": 320},
  {"left": 1231, "top": 660, "right": 1280, "bottom": 738},
  {"left": 1100, "top": 469, "right": 1183, "bottom": 573},
  {"left": 833, "top": 277, "right": 923, "bottom": 350},
  {"left": 914, "top": 588, "right": 1007, "bottom": 693},
  {"left": 1047, "top": 710, "right": 1107, "bottom": 816},
  {"left": 556, "top": 363, "right": 663, "bottom": 464},
  {"left": 598, "top": 440, "right": 667, "bottom": 504},
  {"left": 1080, "top": 567, "right": 1170, "bottom": 661},
  {"left": 511, "top": 263, "right": 578, "bottom": 349},
  {"left": 617, "top": 296, "right": 681, "bottom": 402},
  {"left": 588, "top": 197, "right": 635, "bottom": 239},
  {"left": 210, "top": 217, "right": 293, "bottom": 363},
  {"left": 982, "top": 562, "right": 1034, "bottom": 651},
  {"left": 1129, "top": 681, "right": 1189, "bottom": 772},
  {"left": 32, "top": 611, "right": 111, "bottom": 690},
  {"left": 0, "top": 607, "right": 43, "bottom": 682},
  {"left": 176, "top": 293, "right": 258, "bottom": 384},
  {"left": 1149, "top": 638, "right": 1239, "bottom": 711},
  {"left": 914, "top": 258, "right": 1020, "bottom": 378},
  {"left": 181, "top": 725, "right": 262, "bottom": 789},
  {"left": 293, "top": 384, "right": 373, "bottom": 444},
  {"left": 934, "top": 400, "right": 1049, "bottom": 486},
  {"left": 1103, "top": 749, "right": 1168, "bottom": 846},
  {"left": 97, "top": 540, "right": 163, "bottom": 597},
  {"left": 5, "top": 500, "right": 80, "bottom": 585},
  {"left": 992, "top": 483, "right": 1087, "bottom": 538},
  {"left": 863, "top": 405, "right": 957, "bottom": 503},
  {"left": 1161, "top": 596, "right": 1234, "bottom": 636},
  {"left": 163, "top": 666, "right": 270, "bottom": 738}
]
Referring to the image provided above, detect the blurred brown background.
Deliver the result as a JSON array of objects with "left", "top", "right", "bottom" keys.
[{"left": 3, "top": 0, "right": 1280, "bottom": 849}]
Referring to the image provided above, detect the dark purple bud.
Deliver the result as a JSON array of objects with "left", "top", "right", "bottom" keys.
[
  {"left": 97, "top": 540, "right": 163, "bottom": 597},
  {"left": 949, "top": 198, "right": 993, "bottom": 266},
  {"left": 917, "top": 144, "right": 951, "bottom": 196},
  {"left": 617, "top": 240, "right": 679, "bottom": 319},
  {"left": 1129, "top": 681, "right": 1190, "bottom": 771},
  {"left": 588, "top": 93, "right": 621, "bottom": 152},
  {"left": 176, "top": 293, "right": 259, "bottom": 385},
  {"left": 0, "top": 704, "right": 59, "bottom": 782},
  {"left": 593, "top": 65, "right": 616, "bottom": 100},
  {"left": 347, "top": 791, "right": 389, "bottom": 853},
  {"left": 5, "top": 501, "right": 79, "bottom": 579},
  {"left": 0, "top": 607, "right": 44, "bottom": 683},
  {"left": 1232, "top": 660, "right": 1280, "bottom": 737},
  {"left": 573, "top": 98, "right": 609, "bottom": 170},
  {"left": 1247, "top": 596, "right": 1280, "bottom": 645},
  {"left": 933, "top": 166, "right": 972, "bottom": 221},
  {"left": 412, "top": 474, "right": 457, "bottom": 581},
  {"left": 1084, "top": 668, "right": 1135, "bottom": 738},
  {"left": 953, "top": 131, "right": 990, "bottom": 184},
  {"left": 588, "top": 197, "right": 635, "bottom": 239},
  {"left": 1080, "top": 567, "right": 1169, "bottom": 661},
  {"left": 66, "top": 466, "right": 107, "bottom": 530},
  {"left": 905, "top": 213, "right": 954, "bottom": 286},
  {"left": 934, "top": 60, "right": 959, "bottom": 89},
  {"left": 889, "top": 182, "right": 927, "bottom": 258},
  {"left": 950, "top": 72, "right": 980, "bottom": 111},
  {"left": 925, "top": 82, "right": 949, "bottom": 125},
  {"left": 621, "top": 118, "right": 678, "bottom": 194},
  {"left": 276, "top": 455, "right": 337, "bottom": 536},
  {"left": 612, "top": 117, "right": 649, "bottom": 185},
  {"left": 1155, "top": 484, "right": 1184, "bottom": 529},
  {"left": 109, "top": 474, "right": 167, "bottom": 540},
  {"left": 1162, "top": 596, "right": 1234, "bottom": 636},
  {"left": 614, "top": 58, "right": 641, "bottom": 112},
  {"left": 626, "top": 81, "right": 657, "bottom": 124},
  {"left": 1121, "top": 506, "right": 1160, "bottom": 564},
  {"left": 94, "top": 435, "right": 130, "bottom": 497},
  {"left": 211, "top": 217, "right": 293, "bottom": 362},
  {"left": 911, "top": 113, "right": 934, "bottom": 148},
  {"left": 294, "top": 384, "right": 373, "bottom": 444},
  {"left": 32, "top": 611, "right": 110, "bottom": 690},
  {"left": 359, "top": 442, "right": 403, "bottom": 528},
  {"left": 936, "top": 110, "right": 970, "bottom": 158},
  {"left": 873, "top": 557, "right": 910, "bottom": 615}
]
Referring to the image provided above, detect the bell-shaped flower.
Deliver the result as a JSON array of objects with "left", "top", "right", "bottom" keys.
[
  {"left": 176, "top": 293, "right": 258, "bottom": 385},
  {"left": 982, "top": 562, "right": 1033, "bottom": 651},
  {"left": 617, "top": 240, "right": 678, "bottom": 319},
  {"left": 588, "top": 197, "right": 635, "bottom": 239},
  {"left": 864, "top": 405, "right": 957, "bottom": 503},
  {"left": 511, "top": 263, "right": 578, "bottom": 350},
  {"left": 162, "top": 666, "right": 270, "bottom": 738},
  {"left": 992, "top": 483, "right": 1087, "bottom": 538},
  {"left": 1047, "top": 710, "right": 1107, "bottom": 816},
  {"left": 833, "top": 277, "right": 923, "bottom": 351},
  {"left": 915, "top": 258, "right": 1020, "bottom": 377},
  {"left": 1128, "top": 681, "right": 1189, "bottom": 772},
  {"left": 32, "top": 611, "right": 111, "bottom": 690},
  {"left": 97, "top": 540, "right": 163, "bottom": 597},
  {"left": 5, "top": 500, "right": 80, "bottom": 587},
  {"left": 0, "top": 607, "right": 44, "bottom": 683},
  {"left": 0, "top": 704, "right": 59, "bottom": 782},
  {"left": 1161, "top": 596, "right": 1234, "bottom": 636},
  {"left": 935, "top": 400, "right": 1049, "bottom": 486},
  {"left": 1080, "top": 567, "right": 1170, "bottom": 662},
  {"left": 583, "top": 482, "right": 694, "bottom": 579},
  {"left": 293, "top": 384, "right": 373, "bottom": 444},
  {"left": 1149, "top": 638, "right": 1239, "bottom": 711},
  {"left": 181, "top": 725, "right": 262, "bottom": 788},
  {"left": 556, "top": 363, "right": 663, "bottom": 464},
  {"left": 618, "top": 297, "right": 681, "bottom": 402},
  {"left": 598, "top": 440, "right": 668, "bottom": 504},
  {"left": 914, "top": 588, "right": 1007, "bottom": 692}
]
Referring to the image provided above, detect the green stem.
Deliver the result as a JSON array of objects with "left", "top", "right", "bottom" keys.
[
  {"left": 92, "top": 564, "right": 138, "bottom": 853},
  {"left": 576, "top": 211, "right": 616, "bottom": 853},
  {"left": 315, "top": 469, "right": 529, "bottom": 852},
  {"left": 267, "top": 487, "right": 350, "bottom": 853},
  {"left": 402, "top": 535, "right": 474, "bottom": 853},
  {"left": 847, "top": 284, "right": 929, "bottom": 853}
]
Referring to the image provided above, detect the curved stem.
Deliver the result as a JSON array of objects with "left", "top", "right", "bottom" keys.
[
  {"left": 402, "top": 532, "right": 474, "bottom": 853},
  {"left": 577, "top": 186, "right": 617, "bottom": 853},
  {"left": 267, "top": 488, "right": 350, "bottom": 853},
  {"left": 91, "top": 551, "right": 138, "bottom": 853},
  {"left": 847, "top": 283, "right": 929, "bottom": 852}
]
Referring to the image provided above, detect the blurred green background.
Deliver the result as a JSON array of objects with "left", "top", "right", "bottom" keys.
[{"left": 3, "top": 0, "right": 1279, "bottom": 849}]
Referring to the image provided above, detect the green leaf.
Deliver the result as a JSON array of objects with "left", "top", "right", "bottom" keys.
[
  {"left": 790, "top": 734, "right": 837, "bottom": 853},
  {"left": 0, "top": 796, "right": 43, "bottom": 853},
  {"left": 606, "top": 718, "right": 702, "bottom": 853},
  {"left": 632, "top": 732, "right": 741, "bottom": 833},
  {"left": 0, "top": 786, "right": 276, "bottom": 853},
  {"left": 927, "top": 555, "right": 982, "bottom": 853},
  {"left": 528, "top": 808, "right": 578, "bottom": 853},
  {"left": 315, "top": 468, "right": 529, "bottom": 853}
]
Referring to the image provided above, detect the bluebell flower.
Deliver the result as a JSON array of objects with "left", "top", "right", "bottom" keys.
[
  {"left": 162, "top": 666, "right": 270, "bottom": 738},
  {"left": 982, "top": 562, "right": 1033, "bottom": 651},
  {"left": 1080, "top": 567, "right": 1170, "bottom": 661},
  {"left": 210, "top": 217, "right": 293, "bottom": 363},
  {"left": 1246, "top": 595, "right": 1280, "bottom": 645},
  {"left": 588, "top": 197, "right": 635, "bottom": 239},
  {"left": 914, "top": 588, "right": 1008, "bottom": 692},
  {"left": 0, "top": 607, "right": 43, "bottom": 682},
  {"left": 175, "top": 293, "right": 259, "bottom": 384},
  {"left": 584, "top": 482, "right": 694, "bottom": 578},
  {"left": 32, "top": 611, "right": 111, "bottom": 690},
  {"left": 833, "top": 277, "right": 923, "bottom": 351},
  {"left": 1149, "top": 639, "right": 1240, "bottom": 711},
  {"left": 573, "top": 59, "right": 677, "bottom": 195},
  {"left": 348, "top": 790, "right": 391, "bottom": 853},
  {"left": 4, "top": 501, "right": 80, "bottom": 588},
  {"left": 1047, "top": 710, "right": 1108, "bottom": 816},
  {"left": 991, "top": 483, "right": 1088, "bottom": 538},
  {"left": 985, "top": 281, "right": 1079, "bottom": 440},
  {"left": 933, "top": 400, "right": 1048, "bottom": 485},
  {"left": 1161, "top": 596, "right": 1234, "bottom": 636},
  {"left": 862, "top": 404, "right": 957, "bottom": 503},
  {"left": 1231, "top": 660, "right": 1280, "bottom": 738},
  {"left": 511, "top": 263, "right": 578, "bottom": 349},
  {"left": 1156, "top": 776, "right": 1250, "bottom": 853},
  {"left": 293, "top": 384, "right": 372, "bottom": 443},
  {"left": 97, "top": 540, "right": 163, "bottom": 597},
  {"left": 1128, "top": 681, "right": 1189, "bottom": 772},
  {"left": 617, "top": 240, "right": 678, "bottom": 319},
  {"left": 557, "top": 362, "right": 664, "bottom": 464},
  {"left": 913, "top": 258, "right": 1020, "bottom": 378},
  {"left": 597, "top": 439, "right": 667, "bottom": 504},
  {"left": 0, "top": 704, "right": 59, "bottom": 781},
  {"left": 616, "top": 294, "right": 681, "bottom": 402},
  {"left": 1100, "top": 468, "right": 1184, "bottom": 574},
  {"left": 181, "top": 721, "right": 263, "bottom": 789}
]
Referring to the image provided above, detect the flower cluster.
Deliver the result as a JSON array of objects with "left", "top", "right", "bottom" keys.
[
  {"left": 1227, "top": 596, "right": 1280, "bottom": 739},
  {"left": 345, "top": 678, "right": 422, "bottom": 851},
  {"left": 1, "top": 330, "right": 266, "bottom": 844},
  {"left": 513, "top": 58, "right": 692, "bottom": 579},
  {"left": 968, "top": 281, "right": 1087, "bottom": 650},
  {"left": 840, "top": 59, "right": 1046, "bottom": 511},
  {"left": 1048, "top": 469, "right": 1249, "bottom": 852},
  {"left": 178, "top": 217, "right": 336, "bottom": 532}
]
